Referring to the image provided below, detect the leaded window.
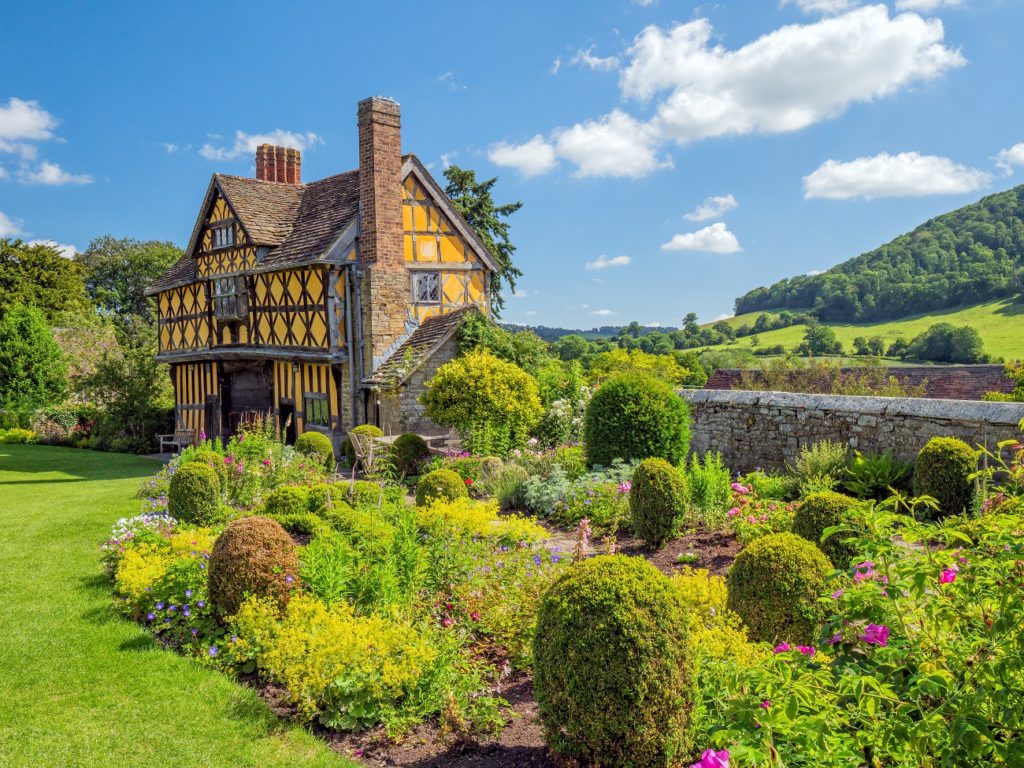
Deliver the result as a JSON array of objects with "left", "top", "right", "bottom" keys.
[
  {"left": 212, "top": 276, "right": 247, "bottom": 320},
  {"left": 413, "top": 271, "right": 440, "bottom": 303},
  {"left": 304, "top": 395, "right": 330, "bottom": 428}
]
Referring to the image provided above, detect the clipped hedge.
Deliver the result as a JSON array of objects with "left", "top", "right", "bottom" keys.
[
  {"left": 727, "top": 532, "right": 832, "bottom": 645},
  {"left": 534, "top": 555, "right": 695, "bottom": 767},
  {"left": 630, "top": 458, "right": 686, "bottom": 548},
  {"left": 793, "top": 491, "right": 862, "bottom": 567},
  {"left": 913, "top": 436, "right": 976, "bottom": 519},
  {"left": 294, "top": 431, "right": 335, "bottom": 472},
  {"left": 390, "top": 433, "right": 430, "bottom": 477},
  {"left": 167, "top": 462, "right": 220, "bottom": 525},
  {"left": 415, "top": 469, "right": 469, "bottom": 507},
  {"left": 208, "top": 516, "right": 300, "bottom": 619},
  {"left": 584, "top": 373, "right": 690, "bottom": 467}
]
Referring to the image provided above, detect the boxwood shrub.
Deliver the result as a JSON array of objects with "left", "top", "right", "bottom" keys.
[
  {"left": 727, "top": 532, "right": 832, "bottom": 644},
  {"left": 415, "top": 468, "right": 469, "bottom": 507},
  {"left": 533, "top": 555, "right": 695, "bottom": 767},
  {"left": 630, "top": 458, "right": 686, "bottom": 548},
  {"left": 913, "top": 436, "right": 976, "bottom": 519},
  {"left": 792, "top": 491, "right": 862, "bottom": 567},
  {"left": 390, "top": 433, "right": 430, "bottom": 477},
  {"left": 208, "top": 516, "right": 300, "bottom": 619},
  {"left": 584, "top": 373, "right": 690, "bottom": 467},
  {"left": 167, "top": 462, "right": 220, "bottom": 525},
  {"left": 294, "top": 430, "right": 335, "bottom": 472}
]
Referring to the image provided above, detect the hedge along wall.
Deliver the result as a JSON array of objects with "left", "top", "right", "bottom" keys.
[{"left": 680, "top": 389, "right": 1024, "bottom": 473}]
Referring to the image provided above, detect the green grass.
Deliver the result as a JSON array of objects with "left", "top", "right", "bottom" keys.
[
  {"left": 702, "top": 297, "right": 1024, "bottom": 361},
  {"left": 0, "top": 445, "right": 352, "bottom": 768}
]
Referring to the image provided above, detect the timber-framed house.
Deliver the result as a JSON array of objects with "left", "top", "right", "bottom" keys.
[{"left": 147, "top": 97, "right": 497, "bottom": 450}]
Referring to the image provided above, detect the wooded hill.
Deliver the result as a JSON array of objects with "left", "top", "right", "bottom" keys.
[{"left": 735, "top": 185, "right": 1024, "bottom": 322}]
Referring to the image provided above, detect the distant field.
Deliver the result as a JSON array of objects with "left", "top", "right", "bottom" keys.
[{"left": 701, "top": 298, "right": 1024, "bottom": 361}]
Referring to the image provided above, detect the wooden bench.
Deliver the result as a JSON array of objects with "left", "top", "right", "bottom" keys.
[{"left": 158, "top": 429, "right": 195, "bottom": 454}]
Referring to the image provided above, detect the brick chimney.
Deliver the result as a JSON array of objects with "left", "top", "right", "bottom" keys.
[
  {"left": 357, "top": 96, "right": 408, "bottom": 371},
  {"left": 255, "top": 144, "right": 301, "bottom": 184}
]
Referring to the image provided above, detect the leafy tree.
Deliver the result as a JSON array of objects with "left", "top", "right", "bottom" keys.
[
  {"left": 887, "top": 337, "right": 911, "bottom": 358},
  {"left": 907, "top": 323, "right": 988, "bottom": 364},
  {"left": 76, "top": 236, "right": 182, "bottom": 321},
  {"left": 588, "top": 348, "right": 691, "bottom": 386},
  {"left": 457, "top": 311, "right": 551, "bottom": 377},
  {"left": 0, "top": 239, "right": 91, "bottom": 323},
  {"left": 0, "top": 305, "right": 68, "bottom": 417},
  {"left": 85, "top": 325, "right": 173, "bottom": 453},
  {"left": 800, "top": 324, "right": 842, "bottom": 356},
  {"left": 552, "top": 333, "right": 589, "bottom": 361},
  {"left": 682, "top": 312, "right": 700, "bottom": 335},
  {"left": 443, "top": 165, "right": 522, "bottom": 314}
]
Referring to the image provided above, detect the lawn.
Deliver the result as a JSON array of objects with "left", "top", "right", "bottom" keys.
[
  {"left": 0, "top": 445, "right": 351, "bottom": 768},
  {"left": 702, "top": 297, "right": 1024, "bottom": 360}
]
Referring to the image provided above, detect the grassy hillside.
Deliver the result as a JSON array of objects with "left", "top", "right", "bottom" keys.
[{"left": 702, "top": 297, "right": 1024, "bottom": 360}]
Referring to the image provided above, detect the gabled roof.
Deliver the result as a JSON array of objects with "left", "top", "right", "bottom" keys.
[
  {"left": 364, "top": 305, "right": 479, "bottom": 387},
  {"left": 148, "top": 154, "right": 496, "bottom": 295}
]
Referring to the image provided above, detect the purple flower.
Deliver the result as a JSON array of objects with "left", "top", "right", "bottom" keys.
[
  {"left": 827, "top": 632, "right": 842, "bottom": 646},
  {"left": 773, "top": 642, "right": 790, "bottom": 654},
  {"left": 533, "top": 554, "right": 542, "bottom": 567},
  {"left": 551, "top": 554, "right": 561, "bottom": 564},
  {"left": 760, "top": 700, "right": 771, "bottom": 709},
  {"left": 185, "top": 589, "right": 193, "bottom": 598},
  {"left": 831, "top": 589, "right": 844, "bottom": 599},
  {"left": 191, "top": 628, "right": 198, "bottom": 637},
  {"left": 155, "top": 602, "right": 164, "bottom": 610},
  {"left": 145, "top": 613, "right": 155, "bottom": 621},
  {"left": 285, "top": 575, "right": 294, "bottom": 584},
  {"left": 197, "top": 600, "right": 206, "bottom": 608},
  {"left": 731, "top": 482, "right": 749, "bottom": 495},
  {"left": 208, "top": 646, "right": 219, "bottom": 657},
  {"left": 727, "top": 507, "right": 740, "bottom": 518},
  {"left": 939, "top": 565, "right": 959, "bottom": 584},
  {"left": 860, "top": 623, "right": 890, "bottom": 647},
  {"left": 691, "top": 748, "right": 731, "bottom": 768},
  {"left": 796, "top": 645, "right": 816, "bottom": 657}
]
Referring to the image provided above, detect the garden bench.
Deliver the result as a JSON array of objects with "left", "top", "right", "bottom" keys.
[{"left": 158, "top": 429, "right": 195, "bottom": 454}]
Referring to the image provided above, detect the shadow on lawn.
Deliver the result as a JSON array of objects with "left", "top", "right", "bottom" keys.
[{"left": 0, "top": 445, "right": 159, "bottom": 484}]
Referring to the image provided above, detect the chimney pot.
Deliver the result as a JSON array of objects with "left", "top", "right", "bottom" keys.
[{"left": 255, "top": 143, "right": 301, "bottom": 185}]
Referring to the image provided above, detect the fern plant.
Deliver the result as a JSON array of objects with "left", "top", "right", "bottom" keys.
[{"left": 842, "top": 449, "right": 912, "bottom": 500}]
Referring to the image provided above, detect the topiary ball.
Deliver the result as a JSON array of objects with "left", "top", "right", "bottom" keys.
[
  {"left": 533, "top": 555, "right": 695, "bottom": 767},
  {"left": 913, "top": 436, "right": 976, "bottom": 519},
  {"left": 415, "top": 468, "right": 469, "bottom": 507},
  {"left": 727, "top": 532, "right": 832, "bottom": 645},
  {"left": 207, "top": 516, "right": 301, "bottom": 619},
  {"left": 262, "top": 486, "right": 311, "bottom": 518},
  {"left": 167, "top": 462, "right": 221, "bottom": 525},
  {"left": 630, "top": 458, "right": 686, "bottom": 548},
  {"left": 584, "top": 373, "right": 690, "bottom": 467},
  {"left": 793, "top": 491, "right": 862, "bottom": 567},
  {"left": 391, "top": 433, "right": 430, "bottom": 477},
  {"left": 340, "top": 424, "right": 384, "bottom": 467},
  {"left": 294, "top": 431, "right": 335, "bottom": 473}
]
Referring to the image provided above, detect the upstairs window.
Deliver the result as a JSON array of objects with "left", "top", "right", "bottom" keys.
[
  {"left": 304, "top": 395, "right": 330, "bottom": 428},
  {"left": 213, "top": 276, "right": 247, "bottom": 321},
  {"left": 211, "top": 224, "right": 234, "bottom": 250},
  {"left": 412, "top": 271, "right": 440, "bottom": 303}
]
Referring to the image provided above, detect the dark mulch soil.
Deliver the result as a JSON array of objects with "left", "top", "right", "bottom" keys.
[{"left": 269, "top": 524, "right": 741, "bottom": 767}]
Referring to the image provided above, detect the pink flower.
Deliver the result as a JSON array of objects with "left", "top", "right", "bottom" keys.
[
  {"left": 746, "top": 516, "right": 757, "bottom": 525},
  {"left": 859, "top": 623, "right": 890, "bottom": 647},
  {"left": 760, "top": 700, "right": 771, "bottom": 709},
  {"left": 773, "top": 642, "right": 790, "bottom": 654},
  {"left": 731, "top": 483, "right": 749, "bottom": 495},
  {"left": 727, "top": 507, "right": 740, "bottom": 518},
  {"left": 441, "top": 616, "right": 453, "bottom": 628},
  {"left": 470, "top": 611, "right": 481, "bottom": 621},
  {"left": 831, "top": 589, "right": 844, "bottom": 599},
  {"left": 224, "top": 456, "right": 233, "bottom": 465},
  {"left": 796, "top": 645, "right": 816, "bottom": 657},
  {"left": 827, "top": 632, "right": 842, "bottom": 646},
  {"left": 262, "top": 458, "right": 271, "bottom": 466},
  {"left": 759, "top": 514, "right": 768, "bottom": 523},
  {"left": 199, "top": 430, "right": 206, "bottom": 441},
  {"left": 939, "top": 564, "right": 959, "bottom": 584},
  {"left": 691, "top": 749, "right": 730, "bottom": 768}
]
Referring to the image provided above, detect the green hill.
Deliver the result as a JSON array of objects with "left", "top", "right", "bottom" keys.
[
  {"left": 703, "top": 297, "right": 1024, "bottom": 361},
  {"left": 735, "top": 185, "right": 1024, "bottom": 322}
]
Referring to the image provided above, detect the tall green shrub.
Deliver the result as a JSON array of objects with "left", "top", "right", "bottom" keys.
[
  {"left": 793, "top": 491, "right": 861, "bottom": 567},
  {"left": 584, "top": 373, "right": 690, "bottom": 467},
  {"left": 167, "top": 462, "right": 220, "bottom": 525},
  {"left": 727, "top": 532, "right": 832, "bottom": 644},
  {"left": 630, "top": 458, "right": 686, "bottom": 547},
  {"left": 533, "top": 555, "right": 695, "bottom": 767},
  {"left": 421, "top": 349, "right": 542, "bottom": 456},
  {"left": 913, "top": 436, "right": 976, "bottom": 519},
  {"left": 390, "top": 432, "right": 430, "bottom": 476},
  {"left": 0, "top": 305, "right": 68, "bottom": 417},
  {"left": 294, "top": 431, "right": 335, "bottom": 472}
]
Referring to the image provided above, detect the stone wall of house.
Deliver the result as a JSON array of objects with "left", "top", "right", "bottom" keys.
[
  {"left": 680, "top": 389, "right": 1024, "bottom": 473},
  {"left": 377, "top": 334, "right": 461, "bottom": 437}
]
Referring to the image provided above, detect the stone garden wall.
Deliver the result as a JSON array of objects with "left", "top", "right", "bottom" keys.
[{"left": 680, "top": 389, "right": 1024, "bottom": 473}]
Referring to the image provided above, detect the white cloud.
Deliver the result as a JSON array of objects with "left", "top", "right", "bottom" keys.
[
  {"left": 488, "top": 135, "right": 558, "bottom": 177},
  {"left": 199, "top": 129, "right": 321, "bottom": 161},
  {"left": 661, "top": 222, "right": 742, "bottom": 253},
  {"left": 0, "top": 211, "right": 23, "bottom": 237},
  {"left": 550, "top": 57, "right": 562, "bottom": 75},
  {"left": 623, "top": 7, "right": 965, "bottom": 146},
  {"left": 513, "top": 289, "right": 529, "bottom": 298},
  {"left": 632, "top": 0, "right": 658, "bottom": 6},
  {"left": 28, "top": 238, "right": 78, "bottom": 258},
  {"left": 807, "top": 268, "right": 827, "bottom": 275},
  {"left": 0, "top": 98, "right": 57, "bottom": 147},
  {"left": 995, "top": 143, "right": 1024, "bottom": 175},
  {"left": 0, "top": 166, "right": 7, "bottom": 179},
  {"left": 782, "top": 0, "right": 859, "bottom": 14},
  {"left": 555, "top": 110, "right": 671, "bottom": 178},
  {"left": 713, "top": 313, "right": 732, "bottom": 321},
  {"left": 895, "top": 0, "right": 963, "bottom": 11},
  {"left": 803, "top": 151, "right": 991, "bottom": 199},
  {"left": 586, "top": 254, "right": 632, "bottom": 270},
  {"left": 18, "top": 161, "right": 93, "bottom": 185},
  {"left": 437, "top": 71, "right": 468, "bottom": 92},
  {"left": 440, "top": 151, "right": 457, "bottom": 169},
  {"left": 684, "top": 193, "right": 738, "bottom": 221},
  {"left": 570, "top": 46, "right": 620, "bottom": 72},
  {"left": 590, "top": 308, "right": 616, "bottom": 316},
  {"left": 525, "top": 310, "right": 538, "bottom": 316}
]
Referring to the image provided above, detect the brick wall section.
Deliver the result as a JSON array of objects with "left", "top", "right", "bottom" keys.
[
  {"left": 357, "top": 96, "right": 409, "bottom": 371},
  {"left": 704, "top": 364, "right": 1015, "bottom": 401},
  {"left": 681, "top": 389, "right": 1024, "bottom": 473}
]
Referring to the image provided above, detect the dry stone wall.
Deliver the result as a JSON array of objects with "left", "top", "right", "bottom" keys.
[{"left": 681, "top": 389, "right": 1024, "bottom": 473}]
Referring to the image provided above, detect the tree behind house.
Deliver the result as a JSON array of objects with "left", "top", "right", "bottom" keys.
[{"left": 0, "top": 305, "right": 68, "bottom": 419}]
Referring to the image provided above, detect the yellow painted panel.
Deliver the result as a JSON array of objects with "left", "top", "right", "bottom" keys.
[
  {"left": 270, "top": 276, "right": 284, "bottom": 303},
  {"left": 412, "top": 206, "right": 427, "bottom": 231},
  {"left": 238, "top": 324, "right": 248, "bottom": 344},
  {"left": 307, "top": 269, "right": 322, "bottom": 300},
  {"left": 440, "top": 235, "right": 465, "bottom": 262},
  {"left": 427, "top": 206, "right": 440, "bottom": 232},
  {"left": 402, "top": 205, "right": 413, "bottom": 230},
  {"left": 254, "top": 277, "right": 267, "bottom": 302},
  {"left": 258, "top": 316, "right": 270, "bottom": 341},
  {"left": 404, "top": 177, "right": 417, "bottom": 195},
  {"left": 221, "top": 326, "right": 231, "bottom": 345},
  {"left": 468, "top": 272, "right": 484, "bottom": 300},
  {"left": 309, "top": 313, "right": 327, "bottom": 347},
  {"left": 290, "top": 313, "right": 304, "bottom": 343},
  {"left": 443, "top": 273, "right": 464, "bottom": 304},
  {"left": 404, "top": 235, "right": 414, "bottom": 262},
  {"left": 286, "top": 273, "right": 302, "bottom": 304},
  {"left": 273, "top": 315, "right": 287, "bottom": 342}
]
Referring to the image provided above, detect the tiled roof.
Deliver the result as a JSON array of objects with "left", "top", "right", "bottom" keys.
[
  {"left": 215, "top": 173, "right": 304, "bottom": 246},
  {"left": 364, "top": 306, "right": 478, "bottom": 386},
  {"left": 704, "top": 365, "right": 1015, "bottom": 401}
]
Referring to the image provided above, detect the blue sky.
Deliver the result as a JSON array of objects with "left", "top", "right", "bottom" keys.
[{"left": 1, "top": 0, "right": 1022, "bottom": 328}]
